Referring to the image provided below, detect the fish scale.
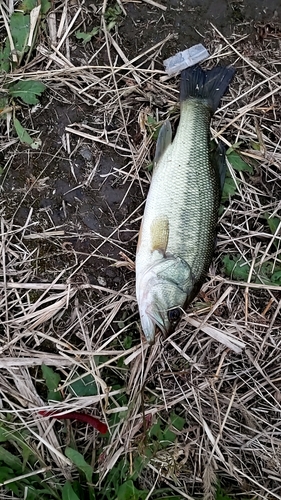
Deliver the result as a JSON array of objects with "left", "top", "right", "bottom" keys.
[
  {"left": 135, "top": 64, "right": 235, "bottom": 343},
  {"left": 138, "top": 100, "right": 219, "bottom": 284}
]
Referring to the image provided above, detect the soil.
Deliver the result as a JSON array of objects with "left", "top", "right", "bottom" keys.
[{"left": 2, "top": 0, "right": 280, "bottom": 292}]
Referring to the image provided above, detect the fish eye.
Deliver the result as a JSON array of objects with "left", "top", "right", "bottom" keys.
[{"left": 167, "top": 308, "right": 181, "bottom": 324}]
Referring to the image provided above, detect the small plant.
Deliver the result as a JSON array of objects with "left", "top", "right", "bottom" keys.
[
  {"left": 221, "top": 142, "right": 253, "bottom": 204},
  {"left": 75, "top": 27, "right": 100, "bottom": 45},
  {"left": 222, "top": 252, "right": 281, "bottom": 286},
  {"left": 145, "top": 115, "right": 162, "bottom": 141},
  {"left": 104, "top": 4, "right": 123, "bottom": 31},
  {"left": 75, "top": 3, "right": 123, "bottom": 44},
  {"left": 0, "top": 423, "right": 61, "bottom": 499},
  {"left": 215, "top": 485, "right": 234, "bottom": 500},
  {"left": 0, "top": 1, "right": 49, "bottom": 147},
  {"left": 221, "top": 183, "right": 280, "bottom": 286}
]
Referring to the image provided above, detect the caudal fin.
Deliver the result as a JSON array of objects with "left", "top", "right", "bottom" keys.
[{"left": 180, "top": 64, "right": 235, "bottom": 113}]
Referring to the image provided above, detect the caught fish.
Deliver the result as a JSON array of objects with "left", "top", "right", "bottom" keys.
[{"left": 135, "top": 64, "right": 235, "bottom": 344}]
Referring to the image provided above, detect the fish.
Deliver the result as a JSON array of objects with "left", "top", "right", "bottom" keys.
[{"left": 135, "top": 64, "right": 235, "bottom": 344}]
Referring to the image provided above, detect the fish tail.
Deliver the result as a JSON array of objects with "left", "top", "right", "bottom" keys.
[{"left": 180, "top": 64, "right": 235, "bottom": 112}]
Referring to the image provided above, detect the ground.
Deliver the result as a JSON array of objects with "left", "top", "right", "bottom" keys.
[{"left": 0, "top": 1, "right": 281, "bottom": 499}]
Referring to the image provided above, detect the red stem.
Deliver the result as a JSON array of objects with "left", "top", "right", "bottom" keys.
[{"left": 39, "top": 410, "right": 108, "bottom": 434}]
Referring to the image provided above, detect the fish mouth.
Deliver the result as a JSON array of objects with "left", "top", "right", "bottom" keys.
[{"left": 140, "top": 307, "right": 168, "bottom": 344}]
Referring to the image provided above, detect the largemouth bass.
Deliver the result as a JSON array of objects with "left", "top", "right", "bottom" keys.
[{"left": 135, "top": 64, "right": 235, "bottom": 344}]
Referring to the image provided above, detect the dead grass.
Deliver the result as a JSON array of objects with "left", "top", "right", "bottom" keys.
[{"left": 0, "top": 1, "right": 281, "bottom": 498}]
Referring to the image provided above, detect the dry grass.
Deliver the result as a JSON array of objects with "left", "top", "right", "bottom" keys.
[{"left": 0, "top": 1, "right": 281, "bottom": 498}]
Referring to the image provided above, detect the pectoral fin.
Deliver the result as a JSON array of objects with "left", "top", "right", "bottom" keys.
[
  {"left": 150, "top": 216, "right": 169, "bottom": 254},
  {"left": 154, "top": 120, "right": 172, "bottom": 169}
]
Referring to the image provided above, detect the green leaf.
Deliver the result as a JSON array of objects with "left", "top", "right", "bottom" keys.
[
  {"left": 41, "top": 365, "right": 62, "bottom": 402},
  {"left": 70, "top": 481, "right": 85, "bottom": 500},
  {"left": 226, "top": 150, "right": 253, "bottom": 174},
  {"left": 68, "top": 373, "right": 97, "bottom": 397},
  {"left": 266, "top": 215, "right": 280, "bottom": 235},
  {"left": 13, "top": 117, "right": 34, "bottom": 145},
  {"left": 62, "top": 481, "right": 80, "bottom": 500},
  {"left": 170, "top": 413, "right": 185, "bottom": 431},
  {"left": 19, "top": 0, "right": 38, "bottom": 10},
  {"left": 251, "top": 141, "right": 261, "bottom": 151},
  {"left": 130, "top": 456, "right": 146, "bottom": 481},
  {"left": 9, "top": 80, "right": 46, "bottom": 105},
  {"left": 216, "top": 485, "right": 234, "bottom": 500},
  {"left": 149, "top": 421, "right": 163, "bottom": 440},
  {"left": 25, "top": 483, "right": 58, "bottom": 499},
  {"left": 0, "top": 42, "right": 11, "bottom": 72},
  {"left": 123, "top": 335, "right": 132, "bottom": 350},
  {"left": 10, "top": 12, "right": 30, "bottom": 57},
  {"left": 104, "top": 4, "right": 123, "bottom": 31},
  {"left": 146, "top": 115, "right": 161, "bottom": 140},
  {"left": 41, "top": 365, "right": 61, "bottom": 391},
  {"left": 13, "top": 120, "right": 41, "bottom": 149},
  {"left": 221, "top": 177, "right": 238, "bottom": 203},
  {"left": 271, "top": 270, "right": 281, "bottom": 285},
  {"left": 0, "top": 444, "right": 23, "bottom": 473},
  {"left": 75, "top": 31, "right": 93, "bottom": 44},
  {"left": 117, "top": 480, "right": 147, "bottom": 500},
  {"left": 41, "top": 0, "right": 52, "bottom": 14},
  {"left": 158, "top": 497, "right": 182, "bottom": 500},
  {"left": 146, "top": 162, "right": 153, "bottom": 172},
  {"left": 155, "top": 497, "right": 182, "bottom": 500},
  {"left": 0, "top": 465, "right": 15, "bottom": 482},
  {"left": 222, "top": 254, "right": 281, "bottom": 286},
  {"left": 105, "top": 5, "right": 122, "bottom": 23},
  {"left": 146, "top": 115, "right": 157, "bottom": 126},
  {"left": 75, "top": 27, "right": 99, "bottom": 44},
  {"left": 20, "top": 0, "right": 51, "bottom": 14},
  {"left": 226, "top": 141, "right": 243, "bottom": 153},
  {"left": 0, "top": 426, "right": 35, "bottom": 471},
  {"left": 0, "top": 427, "right": 9, "bottom": 442},
  {"left": 162, "top": 428, "right": 176, "bottom": 445},
  {"left": 222, "top": 255, "right": 249, "bottom": 282},
  {"left": 107, "top": 21, "right": 117, "bottom": 31},
  {"left": 65, "top": 447, "right": 93, "bottom": 484}
]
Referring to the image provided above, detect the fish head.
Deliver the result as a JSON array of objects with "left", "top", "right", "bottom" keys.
[{"left": 137, "top": 254, "right": 194, "bottom": 344}]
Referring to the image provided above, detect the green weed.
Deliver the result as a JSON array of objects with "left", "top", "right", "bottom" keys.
[
  {"left": 221, "top": 142, "right": 253, "bottom": 204},
  {"left": 41, "top": 364, "right": 63, "bottom": 402},
  {"left": 104, "top": 4, "right": 123, "bottom": 30},
  {"left": 222, "top": 251, "right": 281, "bottom": 286},
  {"left": 216, "top": 141, "right": 281, "bottom": 287},
  {"left": 0, "top": 2, "right": 49, "bottom": 147},
  {"left": 76, "top": 27, "right": 100, "bottom": 45},
  {"left": 0, "top": 363, "right": 249, "bottom": 499},
  {"left": 0, "top": 423, "right": 61, "bottom": 499},
  {"left": 75, "top": 3, "right": 123, "bottom": 44},
  {"left": 146, "top": 115, "right": 162, "bottom": 141}
]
